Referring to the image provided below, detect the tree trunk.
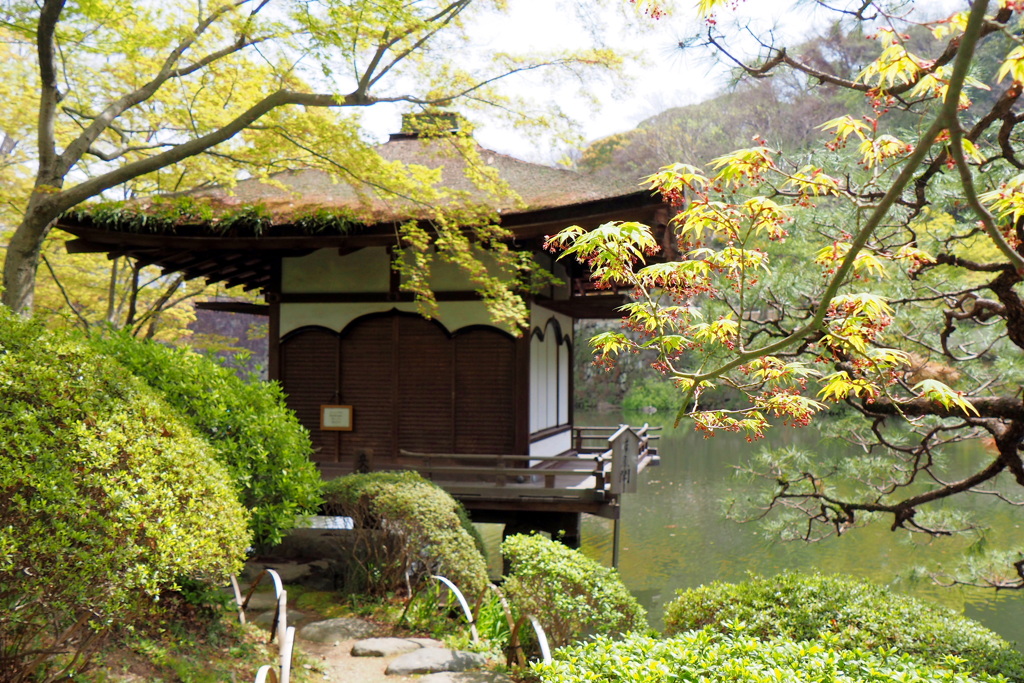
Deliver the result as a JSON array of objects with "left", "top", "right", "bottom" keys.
[{"left": 2, "top": 196, "right": 60, "bottom": 314}]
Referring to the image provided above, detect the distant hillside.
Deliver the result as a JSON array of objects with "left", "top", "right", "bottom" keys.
[{"left": 578, "top": 23, "right": 1008, "bottom": 183}]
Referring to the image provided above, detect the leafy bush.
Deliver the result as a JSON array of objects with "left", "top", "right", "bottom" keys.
[
  {"left": 321, "top": 471, "right": 489, "bottom": 595},
  {"left": 89, "top": 332, "right": 322, "bottom": 548},
  {"left": 533, "top": 630, "right": 1010, "bottom": 683},
  {"left": 0, "top": 311, "right": 250, "bottom": 682},
  {"left": 663, "top": 572, "right": 1024, "bottom": 681},
  {"left": 622, "top": 377, "right": 680, "bottom": 413},
  {"left": 501, "top": 533, "right": 647, "bottom": 648}
]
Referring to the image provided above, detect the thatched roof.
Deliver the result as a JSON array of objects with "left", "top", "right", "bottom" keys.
[
  {"left": 183, "top": 136, "right": 643, "bottom": 224},
  {"left": 55, "top": 134, "right": 663, "bottom": 292}
]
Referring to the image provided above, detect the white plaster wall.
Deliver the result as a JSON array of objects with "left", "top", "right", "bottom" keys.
[
  {"left": 279, "top": 300, "right": 496, "bottom": 336},
  {"left": 417, "top": 250, "right": 506, "bottom": 290},
  {"left": 529, "top": 303, "right": 570, "bottom": 336},
  {"left": 281, "top": 247, "right": 505, "bottom": 294},
  {"left": 529, "top": 332, "right": 546, "bottom": 433},
  {"left": 545, "top": 332, "right": 559, "bottom": 428},
  {"left": 282, "top": 247, "right": 390, "bottom": 293},
  {"left": 558, "top": 339, "right": 570, "bottom": 425},
  {"left": 528, "top": 304, "right": 573, "bottom": 435},
  {"left": 529, "top": 430, "right": 572, "bottom": 457}
]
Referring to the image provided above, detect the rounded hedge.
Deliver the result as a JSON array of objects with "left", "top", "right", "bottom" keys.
[
  {"left": 0, "top": 311, "right": 250, "bottom": 679},
  {"left": 88, "top": 332, "right": 322, "bottom": 548},
  {"left": 322, "top": 471, "right": 489, "bottom": 595},
  {"left": 502, "top": 533, "right": 647, "bottom": 648},
  {"left": 663, "top": 572, "right": 1024, "bottom": 681},
  {"left": 533, "top": 630, "right": 1009, "bottom": 683}
]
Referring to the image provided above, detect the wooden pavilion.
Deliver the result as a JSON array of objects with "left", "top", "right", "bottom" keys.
[{"left": 56, "top": 121, "right": 667, "bottom": 545}]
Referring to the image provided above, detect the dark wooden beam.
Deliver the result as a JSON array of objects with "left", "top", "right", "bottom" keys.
[
  {"left": 65, "top": 238, "right": 155, "bottom": 255},
  {"left": 195, "top": 301, "right": 270, "bottom": 315},
  {"left": 181, "top": 253, "right": 261, "bottom": 280},
  {"left": 268, "top": 259, "right": 282, "bottom": 381},
  {"left": 229, "top": 273, "right": 271, "bottom": 290},
  {"left": 278, "top": 290, "right": 481, "bottom": 304}
]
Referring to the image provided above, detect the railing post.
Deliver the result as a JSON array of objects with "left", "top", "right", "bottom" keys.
[
  {"left": 280, "top": 626, "right": 295, "bottom": 683},
  {"left": 608, "top": 425, "right": 639, "bottom": 496},
  {"left": 230, "top": 574, "right": 246, "bottom": 625},
  {"left": 275, "top": 589, "right": 288, "bottom": 646}
]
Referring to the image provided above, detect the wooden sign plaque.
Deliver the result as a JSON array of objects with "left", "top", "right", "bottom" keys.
[{"left": 320, "top": 405, "right": 353, "bottom": 431}]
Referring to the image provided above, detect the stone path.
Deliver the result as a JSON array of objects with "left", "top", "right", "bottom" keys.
[{"left": 250, "top": 605, "right": 513, "bottom": 683}]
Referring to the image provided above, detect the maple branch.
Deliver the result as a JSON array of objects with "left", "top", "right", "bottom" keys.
[{"left": 671, "top": 0, "right": 992, "bottom": 421}]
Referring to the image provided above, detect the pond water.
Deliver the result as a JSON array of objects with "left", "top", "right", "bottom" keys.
[{"left": 569, "top": 411, "right": 1024, "bottom": 647}]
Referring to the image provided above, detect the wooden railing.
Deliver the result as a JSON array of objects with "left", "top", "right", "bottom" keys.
[
  {"left": 233, "top": 568, "right": 294, "bottom": 683},
  {"left": 573, "top": 423, "right": 660, "bottom": 464},
  {"left": 395, "top": 423, "right": 659, "bottom": 502},
  {"left": 398, "top": 450, "right": 609, "bottom": 492}
]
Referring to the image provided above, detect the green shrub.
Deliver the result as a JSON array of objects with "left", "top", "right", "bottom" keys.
[
  {"left": 0, "top": 310, "right": 250, "bottom": 681},
  {"left": 321, "top": 471, "right": 489, "bottom": 595},
  {"left": 622, "top": 377, "right": 680, "bottom": 413},
  {"left": 533, "top": 630, "right": 1010, "bottom": 683},
  {"left": 501, "top": 533, "right": 647, "bottom": 648},
  {"left": 663, "top": 572, "right": 1024, "bottom": 681},
  {"left": 89, "top": 332, "right": 322, "bottom": 548}
]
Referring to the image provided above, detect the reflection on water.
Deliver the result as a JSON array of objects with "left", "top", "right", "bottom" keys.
[{"left": 576, "top": 412, "right": 1024, "bottom": 647}]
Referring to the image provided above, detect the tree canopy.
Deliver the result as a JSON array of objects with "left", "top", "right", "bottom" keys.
[
  {"left": 553, "top": 0, "right": 1024, "bottom": 588},
  {"left": 0, "top": 0, "right": 624, "bottom": 327}
]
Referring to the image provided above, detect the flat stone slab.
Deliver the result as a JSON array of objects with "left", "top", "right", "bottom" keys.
[
  {"left": 418, "top": 673, "right": 515, "bottom": 683},
  {"left": 385, "top": 648, "right": 486, "bottom": 676},
  {"left": 298, "top": 617, "right": 381, "bottom": 643},
  {"left": 352, "top": 637, "right": 443, "bottom": 657}
]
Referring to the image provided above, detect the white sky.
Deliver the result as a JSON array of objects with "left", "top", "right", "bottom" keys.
[{"left": 360, "top": 0, "right": 965, "bottom": 163}]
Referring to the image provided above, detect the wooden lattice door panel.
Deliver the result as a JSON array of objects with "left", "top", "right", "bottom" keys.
[
  {"left": 396, "top": 316, "right": 455, "bottom": 455},
  {"left": 280, "top": 327, "right": 339, "bottom": 462},
  {"left": 338, "top": 316, "right": 396, "bottom": 467},
  {"left": 454, "top": 328, "right": 516, "bottom": 454}
]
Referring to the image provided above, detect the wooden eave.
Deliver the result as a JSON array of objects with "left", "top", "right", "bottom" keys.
[{"left": 56, "top": 190, "right": 665, "bottom": 292}]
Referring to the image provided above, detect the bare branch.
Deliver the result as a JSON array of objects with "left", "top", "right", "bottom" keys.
[{"left": 40, "top": 252, "right": 90, "bottom": 331}]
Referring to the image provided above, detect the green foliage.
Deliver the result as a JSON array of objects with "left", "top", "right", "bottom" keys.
[
  {"left": 622, "top": 377, "right": 681, "bottom": 413},
  {"left": 88, "top": 332, "right": 322, "bottom": 548},
  {"left": 454, "top": 501, "right": 487, "bottom": 558},
  {"left": 663, "top": 572, "right": 1024, "bottom": 681},
  {"left": 473, "top": 588, "right": 513, "bottom": 651},
  {"left": 0, "top": 309, "right": 250, "bottom": 682},
  {"left": 322, "top": 471, "right": 489, "bottom": 596},
  {"left": 293, "top": 207, "right": 359, "bottom": 234},
  {"left": 501, "top": 534, "right": 647, "bottom": 648},
  {"left": 65, "top": 199, "right": 363, "bottom": 237},
  {"left": 398, "top": 580, "right": 471, "bottom": 639},
  {"left": 532, "top": 629, "right": 1009, "bottom": 683},
  {"left": 215, "top": 203, "right": 273, "bottom": 235}
]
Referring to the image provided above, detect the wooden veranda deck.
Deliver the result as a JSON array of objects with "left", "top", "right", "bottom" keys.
[{"left": 395, "top": 424, "right": 660, "bottom": 519}]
